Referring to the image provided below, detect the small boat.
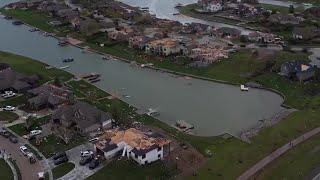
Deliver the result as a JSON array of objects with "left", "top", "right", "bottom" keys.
[
  {"left": 81, "top": 73, "right": 100, "bottom": 79},
  {"left": 58, "top": 40, "right": 68, "bottom": 46},
  {"left": 62, "top": 58, "right": 74, "bottom": 63},
  {"left": 29, "top": 28, "right": 39, "bottom": 32},
  {"left": 175, "top": 3, "right": 183, "bottom": 8},
  {"left": 172, "top": 13, "right": 180, "bottom": 16},
  {"left": 60, "top": 66, "right": 70, "bottom": 69},
  {"left": 141, "top": 63, "right": 154, "bottom": 68},
  {"left": 123, "top": 95, "right": 131, "bottom": 98},
  {"left": 102, "top": 56, "right": 110, "bottom": 60},
  {"left": 12, "top": 21, "right": 23, "bottom": 25},
  {"left": 146, "top": 108, "right": 160, "bottom": 116},
  {"left": 90, "top": 79, "right": 101, "bottom": 83},
  {"left": 175, "top": 120, "right": 194, "bottom": 130},
  {"left": 4, "top": 16, "right": 12, "bottom": 20},
  {"left": 240, "top": 85, "right": 249, "bottom": 91}
]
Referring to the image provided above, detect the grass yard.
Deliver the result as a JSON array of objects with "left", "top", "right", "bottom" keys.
[
  {"left": 0, "top": 9, "right": 71, "bottom": 36},
  {"left": 0, "top": 111, "right": 19, "bottom": 122},
  {"left": 8, "top": 123, "right": 28, "bottom": 136},
  {"left": 258, "top": 3, "right": 304, "bottom": 14},
  {"left": 0, "top": 159, "right": 14, "bottom": 180},
  {"left": 0, "top": 51, "right": 73, "bottom": 84},
  {"left": 254, "top": 133, "right": 320, "bottom": 180},
  {"left": 52, "top": 162, "right": 75, "bottom": 179},
  {"left": 31, "top": 135, "right": 86, "bottom": 158},
  {"left": 87, "top": 160, "right": 177, "bottom": 180},
  {"left": 0, "top": 95, "right": 28, "bottom": 107}
]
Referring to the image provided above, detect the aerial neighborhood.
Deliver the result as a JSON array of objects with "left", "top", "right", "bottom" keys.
[{"left": 0, "top": 0, "right": 320, "bottom": 179}]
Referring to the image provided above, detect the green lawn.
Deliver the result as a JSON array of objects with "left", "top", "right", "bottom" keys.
[
  {"left": 87, "top": 160, "right": 177, "bottom": 180},
  {"left": 0, "top": 95, "right": 28, "bottom": 107},
  {"left": 255, "top": 133, "right": 320, "bottom": 180},
  {"left": 258, "top": 3, "right": 304, "bottom": 14},
  {"left": 30, "top": 135, "right": 86, "bottom": 158},
  {"left": 8, "top": 123, "right": 28, "bottom": 136},
  {"left": 52, "top": 162, "right": 75, "bottom": 179},
  {"left": 1, "top": 8, "right": 320, "bottom": 179},
  {"left": 0, "top": 51, "right": 73, "bottom": 84},
  {"left": 0, "top": 9, "right": 71, "bottom": 36},
  {"left": 0, "top": 159, "right": 14, "bottom": 180},
  {"left": 0, "top": 111, "right": 19, "bottom": 122}
]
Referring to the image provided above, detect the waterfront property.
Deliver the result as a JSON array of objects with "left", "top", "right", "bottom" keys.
[
  {"left": 94, "top": 128, "right": 170, "bottom": 165},
  {"left": 51, "top": 101, "right": 114, "bottom": 143},
  {"left": 0, "top": 63, "right": 40, "bottom": 93}
]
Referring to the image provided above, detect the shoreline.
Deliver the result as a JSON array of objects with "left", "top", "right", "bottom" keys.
[{"left": 0, "top": 10, "right": 291, "bottom": 140}]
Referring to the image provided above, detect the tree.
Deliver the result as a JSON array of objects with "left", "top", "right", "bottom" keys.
[
  {"left": 53, "top": 77, "right": 62, "bottom": 87},
  {"left": 289, "top": 5, "right": 294, "bottom": 14},
  {"left": 25, "top": 117, "right": 36, "bottom": 131}
]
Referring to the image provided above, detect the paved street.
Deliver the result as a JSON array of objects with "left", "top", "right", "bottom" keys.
[
  {"left": 0, "top": 134, "right": 43, "bottom": 180},
  {"left": 238, "top": 127, "right": 320, "bottom": 180}
]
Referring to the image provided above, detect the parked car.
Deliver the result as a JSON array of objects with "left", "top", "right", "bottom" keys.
[
  {"left": 1, "top": 131, "right": 11, "bottom": 138},
  {"left": 30, "top": 130, "right": 42, "bottom": 136},
  {"left": 27, "top": 152, "right": 36, "bottom": 164},
  {"left": 3, "top": 106, "right": 15, "bottom": 111},
  {"left": 89, "top": 158, "right": 99, "bottom": 169},
  {"left": 79, "top": 156, "right": 93, "bottom": 166},
  {"left": 2, "top": 92, "right": 16, "bottom": 99},
  {"left": 80, "top": 150, "right": 93, "bottom": 157},
  {"left": 54, "top": 156, "right": 68, "bottom": 165},
  {"left": 9, "top": 136, "right": 18, "bottom": 143},
  {"left": 88, "top": 137, "right": 99, "bottom": 143},
  {"left": 19, "top": 146, "right": 28, "bottom": 156},
  {"left": 52, "top": 152, "right": 67, "bottom": 160}
]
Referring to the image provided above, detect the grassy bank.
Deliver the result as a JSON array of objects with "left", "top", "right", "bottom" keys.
[
  {"left": 0, "top": 159, "right": 14, "bottom": 180},
  {"left": 52, "top": 162, "right": 75, "bottom": 179},
  {"left": 1, "top": 7, "right": 320, "bottom": 178}
]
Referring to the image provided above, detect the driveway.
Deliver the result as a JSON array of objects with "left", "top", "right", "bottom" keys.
[
  {"left": 0, "top": 134, "right": 44, "bottom": 180},
  {"left": 47, "top": 143, "right": 102, "bottom": 180}
]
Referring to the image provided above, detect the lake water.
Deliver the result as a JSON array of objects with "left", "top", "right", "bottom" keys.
[{"left": 0, "top": 0, "right": 285, "bottom": 137}]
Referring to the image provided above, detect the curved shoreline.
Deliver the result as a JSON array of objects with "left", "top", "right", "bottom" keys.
[{"left": 0, "top": 11, "right": 290, "bottom": 139}]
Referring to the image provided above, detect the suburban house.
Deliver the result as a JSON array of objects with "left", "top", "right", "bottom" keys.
[
  {"left": 72, "top": 17, "right": 101, "bottom": 36},
  {"left": 189, "top": 46, "right": 228, "bottom": 64},
  {"left": 248, "top": 31, "right": 281, "bottom": 44},
  {"left": 94, "top": 128, "right": 171, "bottom": 165},
  {"left": 145, "top": 38, "right": 182, "bottom": 56},
  {"left": 51, "top": 101, "right": 113, "bottom": 143},
  {"left": 107, "top": 27, "right": 135, "bottom": 41},
  {"left": 280, "top": 61, "right": 316, "bottom": 82},
  {"left": 0, "top": 64, "right": 39, "bottom": 93},
  {"left": 215, "top": 27, "right": 241, "bottom": 39},
  {"left": 268, "top": 13, "right": 303, "bottom": 25},
  {"left": 292, "top": 27, "right": 320, "bottom": 40},
  {"left": 198, "top": 0, "right": 223, "bottom": 13},
  {"left": 128, "top": 36, "right": 150, "bottom": 50},
  {"left": 27, "top": 84, "right": 74, "bottom": 110}
]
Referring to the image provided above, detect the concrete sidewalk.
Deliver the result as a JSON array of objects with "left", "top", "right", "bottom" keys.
[{"left": 237, "top": 127, "right": 320, "bottom": 180}]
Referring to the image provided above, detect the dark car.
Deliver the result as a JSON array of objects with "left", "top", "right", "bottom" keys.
[
  {"left": 52, "top": 152, "right": 67, "bottom": 160},
  {"left": 79, "top": 156, "right": 93, "bottom": 166},
  {"left": 9, "top": 136, "right": 18, "bottom": 143},
  {"left": 1, "top": 131, "right": 10, "bottom": 138},
  {"left": 89, "top": 158, "right": 99, "bottom": 169},
  {"left": 54, "top": 156, "right": 68, "bottom": 165}
]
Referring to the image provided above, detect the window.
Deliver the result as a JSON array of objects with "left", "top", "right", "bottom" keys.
[
  {"left": 158, "top": 154, "right": 161, "bottom": 159},
  {"left": 135, "top": 154, "right": 138, "bottom": 158},
  {"left": 142, "top": 154, "right": 146, "bottom": 159},
  {"left": 157, "top": 147, "right": 161, "bottom": 151}
]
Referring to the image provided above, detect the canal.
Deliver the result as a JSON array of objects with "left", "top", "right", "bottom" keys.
[{"left": 0, "top": 0, "right": 285, "bottom": 137}]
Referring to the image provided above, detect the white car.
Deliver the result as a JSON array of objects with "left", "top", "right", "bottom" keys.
[
  {"left": 80, "top": 150, "right": 94, "bottom": 157},
  {"left": 30, "top": 130, "right": 42, "bottom": 136},
  {"left": 3, "top": 106, "right": 15, "bottom": 111},
  {"left": 19, "top": 146, "right": 28, "bottom": 156},
  {"left": 2, "top": 91, "right": 16, "bottom": 99}
]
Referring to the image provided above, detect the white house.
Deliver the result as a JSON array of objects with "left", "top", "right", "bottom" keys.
[
  {"left": 94, "top": 128, "right": 170, "bottom": 165},
  {"left": 198, "top": 0, "right": 223, "bottom": 13}
]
